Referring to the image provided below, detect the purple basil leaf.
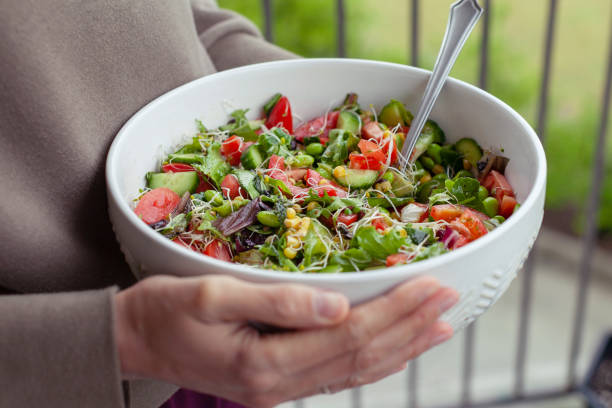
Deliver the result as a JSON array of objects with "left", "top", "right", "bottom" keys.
[{"left": 213, "top": 197, "right": 261, "bottom": 236}]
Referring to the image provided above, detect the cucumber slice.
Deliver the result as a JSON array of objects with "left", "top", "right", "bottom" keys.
[
  {"left": 379, "top": 99, "right": 413, "bottom": 127},
  {"left": 146, "top": 171, "right": 199, "bottom": 196},
  {"left": 337, "top": 111, "right": 362, "bottom": 135},
  {"left": 391, "top": 172, "right": 415, "bottom": 197},
  {"left": 455, "top": 137, "right": 483, "bottom": 166},
  {"left": 422, "top": 120, "right": 445, "bottom": 144},
  {"left": 233, "top": 169, "right": 259, "bottom": 199},
  {"left": 240, "top": 144, "right": 264, "bottom": 170},
  {"left": 412, "top": 132, "right": 434, "bottom": 160},
  {"left": 334, "top": 168, "right": 378, "bottom": 189},
  {"left": 167, "top": 153, "right": 205, "bottom": 164}
]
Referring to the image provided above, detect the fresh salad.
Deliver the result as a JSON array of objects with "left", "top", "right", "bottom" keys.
[{"left": 133, "top": 93, "right": 518, "bottom": 272}]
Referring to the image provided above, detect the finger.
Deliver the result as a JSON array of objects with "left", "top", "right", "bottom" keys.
[
  {"left": 259, "top": 276, "right": 442, "bottom": 374},
  {"left": 274, "top": 318, "right": 453, "bottom": 401},
  {"left": 182, "top": 275, "right": 350, "bottom": 328},
  {"left": 366, "top": 288, "right": 458, "bottom": 351},
  {"left": 284, "top": 321, "right": 452, "bottom": 401}
]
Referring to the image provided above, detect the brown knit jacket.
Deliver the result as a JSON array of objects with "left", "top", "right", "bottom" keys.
[{"left": 0, "top": 1, "right": 294, "bottom": 406}]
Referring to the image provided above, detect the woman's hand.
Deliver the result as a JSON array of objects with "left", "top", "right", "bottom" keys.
[{"left": 114, "top": 275, "right": 458, "bottom": 408}]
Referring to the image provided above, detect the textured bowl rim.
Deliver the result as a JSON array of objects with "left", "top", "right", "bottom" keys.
[{"left": 106, "top": 58, "right": 547, "bottom": 283}]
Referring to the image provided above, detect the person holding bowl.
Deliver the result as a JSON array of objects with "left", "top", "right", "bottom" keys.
[{"left": 0, "top": 1, "right": 458, "bottom": 407}]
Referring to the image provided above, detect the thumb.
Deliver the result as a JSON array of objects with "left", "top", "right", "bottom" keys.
[{"left": 186, "top": 276, "right": 350, "bottom": 328}]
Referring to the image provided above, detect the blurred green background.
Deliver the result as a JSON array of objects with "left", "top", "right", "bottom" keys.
[{"left": 219, "top": 0, "right": 612, "bottom": 237}]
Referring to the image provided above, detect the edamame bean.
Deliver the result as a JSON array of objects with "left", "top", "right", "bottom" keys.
[
  {"left": 213, "top": 201, "right": 232, "bottom": 217},
  {"left": 257, "top": 210, "right": 281, "bottom": 227},
  {"left": 482, "top": 196, "right": 499, "bottom": 217},
  {"left": 433, "top": 173, "right": 448, "bottom": 181},
  {"left": 426, "top": 143, "right": 442, "bottom": 164},
  {"left": 290, "top": 153, "right": 315, "bottom": 167},
  {"left": 419, "top": 156, "right": 435, "bottom": 170},
  {"left": 305, "top": 142, "right": 324, "bottom": 156},
  {"left": 204, "top": 189, "right": 223, "bottom": 206},
  {"left": 478, "top": 186, "right": 489, "bottom": 201},
  {"left": 493, "top": 215, "right": 505, "bottom": 223}
]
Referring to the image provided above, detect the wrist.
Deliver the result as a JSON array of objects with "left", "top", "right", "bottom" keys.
[{"left": 114, "top": 289, "right": 149, "bottom": 379}]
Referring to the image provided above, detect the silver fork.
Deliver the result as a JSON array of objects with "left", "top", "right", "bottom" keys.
[{"left": 400, "top": 0, "right": 482, "bottom": 171}]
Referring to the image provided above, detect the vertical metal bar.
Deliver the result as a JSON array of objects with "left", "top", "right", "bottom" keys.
[
  {"left": 514, "top": 0, "right": 558, "bottom": 397},
  {"left": 351, "top": 387, "right": 362, "bottom": 408},
  {"left": 411, "top": 0, "right": 420, "bottom": 67},
  {"left": 567, "top": 7, "right": 612, "bottom": 389},
  {"left": 478, "top": 0, "right": 490, "bottom": 90},
  {"left": 262, "top": 0, "right": 273, "bottom": 43},
  {"left": 461, "top": 2, "right": 490, "bottom": 405},
  {"left": 407, "top": 359, "right": 418, "bottom": 408},
  {"left": 336, "top": 0, "right": 346, "bottom": 58},
  {"left": 461, "top": 325, "right": 476, "bottom": 406}
]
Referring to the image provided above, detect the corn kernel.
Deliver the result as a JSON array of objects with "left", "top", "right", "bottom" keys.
[
  {"left": 306, "top": 201, "right": 319, "bottom": 211},
  {"left": 283, "top": 247, "right": 297, "bottom": 259},
  {"left": 383, "top": 130, "right": 392, "bottom": 139},
  {"left": 300, "top": 217, "right": 311, "bottom": 231},
  {"left": 399, "top": 228, "right": 408, "bottom": 238},
  {"left": 284, "top": 217, "right": 300, "bottom": 229},
  {"left": 419, "top": 173, "right": 432, "bottom": 184},
  {"left": 318, "top": 179, "right": 329, "bottom": 185},
  {"left": 375, "top": 180, "right": 392, "bottom": 192},
  {"left": 463, "top": 159, "right": 472, "bottom": 170},
  {"left": 286, "top": 235, "right": 300, "bottom": 248},
  {"left": 292, "top": 204, "right": 302, "bottom": 213},
  {"left": 286, "top": 208, "right": 296, "bottom": 219},
  {"left": 333, "top": 165, "right": 346, "bottom": 179},
  {"left": 432, "top": 164, "right": 444, "bottom": 175}
]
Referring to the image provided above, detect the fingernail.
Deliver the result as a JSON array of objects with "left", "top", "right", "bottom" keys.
[
  {"left": 315, "top": 292, "right": 345, "bottom": 320},
  {"left": 439, "top": 291, "right": 459, "bottom": 313},
  {"left": 430, "top": 330, "right": 452, "bottom": 347}
]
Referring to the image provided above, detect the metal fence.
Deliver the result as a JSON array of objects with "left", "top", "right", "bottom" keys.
[{"left": 259, "top": 0, "right": 611, "bottom": 406}]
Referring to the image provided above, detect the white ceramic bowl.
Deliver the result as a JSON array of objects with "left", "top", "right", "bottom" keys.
[{"left": 106, "top": 59, "right": 546, "bottom": 331}]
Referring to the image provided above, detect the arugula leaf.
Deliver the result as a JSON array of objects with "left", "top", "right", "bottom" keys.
[
  {"left": 267, "top": 178, "right": 291, "bottom": 195},
  {"left": 257, "top": 131, "right": 291, "bottom": 158},
  {"left": 233, "top": 169, "right": 259, "bottom": 199},
  {"left": 302, "top": 219, "right": 331, "bottom": 266},
  {"left": 159, "top": 213, "right": 189, "bottom": 236},
  {"left": 405, "top": 226, "right": 435, "bottom": 245},
  {"left": 259, "top": 240, "right": 299, "bottom": 272},
  {"left": 327, "top": 197, "right": 363, "bottom": 212},
  {"left": 218, "top": 109, "right": 258, "bottom": 141},
  {"left": 351, "top": 226, "right": 409, "bottom": 260},
  {"left": 320, "top": 129, "right": 359, "bottom": 167},
  {"left": 327, "top": 248, "right": 373, "bottom": 271},
  {"left": 174, "top": 136, "right": 203, "bottom": 154},
  {"left": 195, "top": 119, "right": 208, "bottom": 134},
  {"left": 450, "top": 177, "right": 485, "bottom": 211},
  {"left": 192, "top": 142, "right": 230, "bottom": 188},
  {"left": 413, "top": 242, "right": 448, "bottom": 262}
]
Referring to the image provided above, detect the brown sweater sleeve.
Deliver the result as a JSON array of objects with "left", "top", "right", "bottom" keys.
[
  {"left": 0, "top": 289, "right": 125, "bottom": 407},
  {"left": 190, "top": 0, "right": 299, "bottom": 71}
]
